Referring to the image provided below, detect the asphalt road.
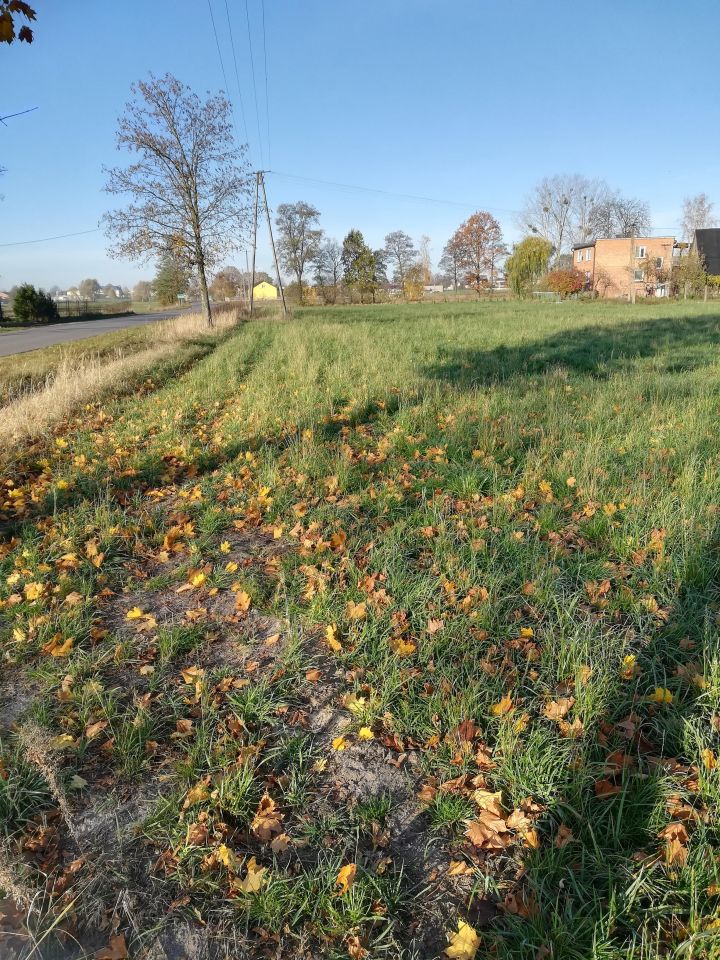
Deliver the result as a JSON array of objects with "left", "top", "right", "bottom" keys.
[{"left": 0, "top": 308, "right": 187, "bottom": 358}]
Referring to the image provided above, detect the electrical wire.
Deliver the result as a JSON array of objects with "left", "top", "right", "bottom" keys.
[
  {"left": 260, "top": 0, "right": 271, "bottom": 168},
  {"left": 223, "top": 0, "right": 250, "bottom": 154},
  {"left": 0, "top": 228, "right": 100, "bottom": 248},
  {"left": 269, "top": 170, "right": 520, "bottom": 215},
  {"left": 244, "top": 0, "right": 264, "bottom": 168}
]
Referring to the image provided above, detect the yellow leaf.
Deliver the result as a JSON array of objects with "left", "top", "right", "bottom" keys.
[
  {"left": 220, "top": 541, "right": 231, "bottom": 554},
  {"left": 336, "top": 862, "right": 357, "bottom": 894},
  {"left": 701, "top": 748, "right": 717, "bottom": 770},
  {"left": 190, "top": 571, "right": 207, "bottom": 588},
  {"left": 325, "top": 624, "right": 342, "bottom": 653},
  {"left": 42, "top": 634, "right": 74, "bottom": 658},
  {"left": 650, "top": 687, "right": 673, "bottom": 704},
  {"left": 183, "top": 781, "right": 210, "bottom": 809},
  {"left": 235, "top": 590, "right": 252, "bottom": 613},
  {"left": 620, "top": 654, "right": 637, "bottom": 680},
  {"left": 126, "top": 607, "right": 144, "bottom": 620},
  {"left": 490, "top": 695, "right": 514, "bottom": 717},
  {"left": 445, "top": 920, "right": 481, "bottom": 959},
  {"left": 225, "top": 560, "right": 238, "bottom": 573},
  {"left": 332, "top": 735, "right": 349, "bottom": 751},
  {"left": 50, "top": 733, "right": 75, "bottom": 749},
  {"left": 23, "top": 582, "right": 44, "bottom": 601},
  {"left": 357, "top": 727, "right": 374, "bottom": 741},
  {"left": 347, "top": 600, "right": 367, "bottom": 621},
  {"left": 235, "top": 855, "right": 267, "bottom": 893},
  {"left": 217, "top": 843, "right": 239, "bottom": 872}
]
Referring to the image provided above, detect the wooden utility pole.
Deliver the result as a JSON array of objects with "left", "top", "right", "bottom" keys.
[
  {"left": 629, "top": 222, "right": 637, "bottom": 305},
  {"left": 249, "top": 171, "right": 260, "bottom": 317},
  {"left": 248, "top": 170, "right": 288, "bottom": 318},
  {"left": 260, "top": 173, "right": 288, "bottom": 316}
]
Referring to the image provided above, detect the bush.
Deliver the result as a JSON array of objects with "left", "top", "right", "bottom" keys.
[
  {"left": 11, "top": 284, "right": 59, "bottom": 324},
  {"left": 544, "top": 269, "right": 584, "bottom": 298}
]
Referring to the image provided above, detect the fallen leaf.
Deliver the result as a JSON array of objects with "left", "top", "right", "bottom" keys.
[
  {"left": 445, "top": 920, "right": 480, "bottom": 959},
  {"left": 336, "top": 862, "right": 357, "bottom": 894}
]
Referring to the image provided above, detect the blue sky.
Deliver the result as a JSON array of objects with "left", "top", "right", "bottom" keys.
[{"left": 2, "top": 0, "right": 719, "bottom": 289}]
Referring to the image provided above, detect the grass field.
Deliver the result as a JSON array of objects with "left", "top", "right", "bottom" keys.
[{"left": 1, "top": 299, "right": 720, "bottom": 959}]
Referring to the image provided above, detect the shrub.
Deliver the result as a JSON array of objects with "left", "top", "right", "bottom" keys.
[
  {"left": 11, "top": 284, "right": 59, "bottom": 324},
  {"left": 544, "top": 269, "right": 584, "bottom": 298}
]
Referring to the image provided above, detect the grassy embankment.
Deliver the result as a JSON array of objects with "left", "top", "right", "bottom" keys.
[{"left": 1, "top": 299, "right": 720, "bottom": 959}]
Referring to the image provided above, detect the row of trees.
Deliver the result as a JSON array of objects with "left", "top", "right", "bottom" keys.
[{"left": 97, "top": 73, "right": 719, "bottom": 322}]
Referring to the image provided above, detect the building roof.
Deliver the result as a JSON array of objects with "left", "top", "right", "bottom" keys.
[
  {"left": 694, "top": 228, "right": 720, "bottom": 275},
  {"left": 572, "top": 241, "right": 596, "bottom": 250}
]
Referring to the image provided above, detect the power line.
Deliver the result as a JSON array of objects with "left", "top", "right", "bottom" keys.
[
  {"left": 223, "top": 0, "right": 250, "bottom": 154},
  {"left": 260, "top": 0, "right": 271, "bottom": 168},
  {"left": 244, "top": 0, "right": 264, "bottom": 168},
  {"left": 0, "top": 228, "right": 100, "bottom": 248},
  {"left": 0, "top": 106, "right": 38, "bottom": 126},
  {"left": 207, "top": 0, "right": 248, "bottom": 155},
  {"left": 269, "top": 171, "right": 521, "bottom": 215}
]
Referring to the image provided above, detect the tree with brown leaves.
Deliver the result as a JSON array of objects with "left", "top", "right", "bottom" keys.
[
  {"left": 450, "top": 211, "right": 504, "bottom": 296},
  {"left": 103, "top": 73, "right": 251, "bottom": 327}
]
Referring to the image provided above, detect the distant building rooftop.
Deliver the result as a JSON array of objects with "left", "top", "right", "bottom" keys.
[{"left": 694, "top": 228, "right": 720, "bottom": 275}]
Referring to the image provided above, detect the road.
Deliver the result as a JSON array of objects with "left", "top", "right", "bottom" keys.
[{"left": 0, "top": 308, "right": 187, "bottom": 358}]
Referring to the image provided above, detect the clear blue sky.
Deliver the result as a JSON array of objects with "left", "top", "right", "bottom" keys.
[{"left": 2, "top": 0, "right": 719, "bottom": 289}]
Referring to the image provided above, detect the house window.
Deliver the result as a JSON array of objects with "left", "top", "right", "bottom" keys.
[
  {"left": 655, "top": 257, "right": 664, "bottom": 269},
  {"left": 635, "top": 245, "right": 646, "bottom": 258},
  {"left": 586, "top": 249, "right": 592, "bottom": 261},
  {"left": 633, "top": 269, "right": 645, "bottom": 281},
  {"left": 577, "top": 250, "right": 583, "bottom": 262}
]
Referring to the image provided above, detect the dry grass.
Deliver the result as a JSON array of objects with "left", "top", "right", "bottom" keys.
[{"left": 0, "top": 309, "right": 242, "bottom": 445}]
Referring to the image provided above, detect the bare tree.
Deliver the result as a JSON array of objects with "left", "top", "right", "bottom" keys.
[
  {"left": 314, "top": 239, "right": 343, "bottom": 303},
  {"left": 590, "top": 193, "right": 651, "bottom": 238},
  {"left": 681, "top": 193, "right": 717, "bottom": 242},
  {"left": 383, "top": 230, "right": 417, "bottom": 287},
  {"left": 519, "top": 174, "right": 602, "bottom": 260},
  {"left": 275, "top": 201, "right": 323, "bottom": 304},
  {"left": 103, "top": 73, "right": 250, "bottom": 327}
]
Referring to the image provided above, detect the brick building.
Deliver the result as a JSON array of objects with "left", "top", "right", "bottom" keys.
[{"left": 572, "top": 236, "right": 676, "bottom": 298}]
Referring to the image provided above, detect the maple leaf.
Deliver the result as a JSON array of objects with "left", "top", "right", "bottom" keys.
[
  {"left": 490, "top": 695, "right": 513, "bottom": 717},
  {"left": 543, "top": 697, "right": 574, "bottom": 721},
  {"left": 126, "top": 607, "right": 144, "bottom": 620},
  {"left": 183, "top": 780, "right": 210, "bottom": 809},
  {"left": 618, "top": 654, "right": 637, "bottom": 679},
  {"left": 235, "top": 590, "right": 252, "bottom": 613},
  {"left": 332, "top": 735, "right": 349, "bottom": 751},
  {"left": 23, "top": 581, "right": 44, "bottom": 601},
  {"left": 336, "top": 862, "right": 357, "bottom": 894},
  {"left": 445, "top": 920, "right": 481, "bottom": 959},
  {"left": 251, "top": 793, "right": 283, "bottom": 841},
  {"left": 389, "top": 636, "right": 416, "bottom": 656},
  {"left": 234, "top": 855, "right": 267, "bottom": 893},
  {"left": 473, "top": 789, "right": 504, "bottom": 818},
  {"left": 95, "top": 933, "right": 129, "bottom": 960},
  {"left": 41, "top": 634, "right": 74, "bottom": 657},
  {"left": 464, "top": 811, "right": 509, "bottom": 850},
  {"left": 357, "top": 727, "right": 373, "bottom": 741},
  {"left": 347, "top": 600, "right": 367, "bottom": 620}
]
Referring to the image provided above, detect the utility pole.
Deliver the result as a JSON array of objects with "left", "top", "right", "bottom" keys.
[
  {"left": 629, "top": 221, "right": 637, "bottom": 305},
  {"left": 248, "top": 170, "right": 288, "bottom": 318},
  {"left": 260, "top": 172, "right": 288, "bottom": 316},
  {"left": 249, "top": 171, "right": 260, "bottom": 318}
]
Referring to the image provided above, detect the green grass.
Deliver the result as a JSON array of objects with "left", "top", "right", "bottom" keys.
[{"left": 1, "top": 298, "right": 720, "bottom": 958}]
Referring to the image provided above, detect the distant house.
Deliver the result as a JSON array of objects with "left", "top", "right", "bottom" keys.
[
  {"left": 423, "top": 284, "right": 443, "bottom": 294},
  {"left": 572, "top": 236, "right": 676, "bottom": 298},
  {"left": 692, "top": 229, "right": 720, "bottom": 276},
  {"left": 253, "top": 281, "right": 278, "bottom": 300}
]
